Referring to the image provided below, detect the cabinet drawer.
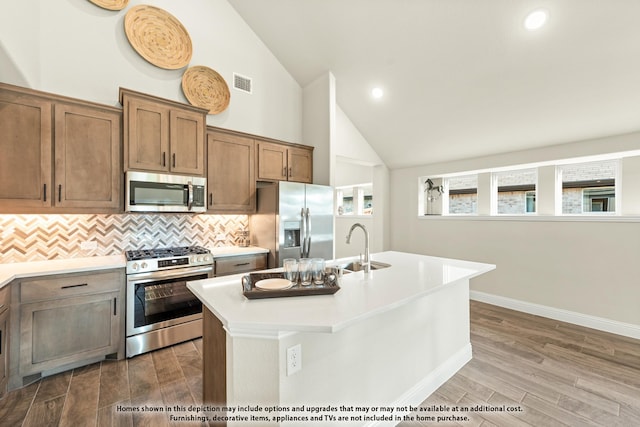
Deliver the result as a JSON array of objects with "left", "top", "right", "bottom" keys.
[
  {"left": 215, "top": 254, "right": 267, "bottom": 276},
  {"left": 0, "top": 285, "right": 9, "bottom": 311},
  {"left": 20, "top": 269, "right": 123, "bottom": 303}
]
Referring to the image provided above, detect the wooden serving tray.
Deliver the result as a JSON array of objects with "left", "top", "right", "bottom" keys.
[{"left": 242, "top": 272, "right": 340, "bottom": 299}]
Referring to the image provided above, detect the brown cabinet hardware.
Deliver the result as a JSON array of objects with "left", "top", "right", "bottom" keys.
[
  {"left": 162, "top": 152, "right": 166, "bottom": 167},
  {"left": 58, "top": 184, "right": 61, "bottom": 202},
  {"left": 173, "top": 153, "right": 176, "bottom": 168},
  {"left": 43, "top": 184, "right": 47, "bottom": 202},
  {"left": 234, "top": 262, "right": 251, "bottom": 267},
  {"left": 114, "top": 297, "right": 117, "bottom": 316}
]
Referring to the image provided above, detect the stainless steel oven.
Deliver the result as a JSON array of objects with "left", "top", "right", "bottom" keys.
[{"left": 125, "top": 246, "right": 213, "bottom": 357}]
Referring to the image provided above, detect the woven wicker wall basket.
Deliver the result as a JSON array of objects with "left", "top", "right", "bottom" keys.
[
  {"left": 182, "top": 66, "right": 231, "bottom": 114},
  {"left": 88, "top": 0, "right": 128, "bottom": 11},
  {"left": 124, "top": 5, "right": 192, "bottom": 70}
]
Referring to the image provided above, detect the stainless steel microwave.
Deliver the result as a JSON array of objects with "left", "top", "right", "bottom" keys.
[{"left": 126, "top": 171, "right": 206, "bottom": 213}]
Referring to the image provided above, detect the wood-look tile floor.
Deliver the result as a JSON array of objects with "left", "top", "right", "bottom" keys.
[
  {"left": 0, "top": 339, "right": 204, "bottom": 427},
  {"left": 401, "top": 301, "right": 640, "bottom": 427},
  {"left": 1, "top": 301, "right": 639, "bottom": 426}
]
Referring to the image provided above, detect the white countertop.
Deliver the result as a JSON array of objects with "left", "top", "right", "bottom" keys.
[
  {"left": 0, "top": 246, "right": 270, "bottom": 289},
  {"left": 209, "top": 246, "right": 269, "bottom": 257},
  {"left": 0, "top": 255, "right": 127, "bottom": 289},
  {"left": 187, "top": 251, "right": 496, "bottom": 335}
]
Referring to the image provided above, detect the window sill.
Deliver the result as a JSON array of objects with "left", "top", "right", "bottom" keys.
[{"left": 419, "top": 214, "right": 640, "bottom": 223}]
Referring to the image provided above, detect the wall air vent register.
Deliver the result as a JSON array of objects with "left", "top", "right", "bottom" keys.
[{"left": 233, "top": 73, "right": 253, "bottom": 94}]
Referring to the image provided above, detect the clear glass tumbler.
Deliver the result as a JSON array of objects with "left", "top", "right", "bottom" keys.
[
  {"left": 283, "top": 258, "right": 299, "bottom": 284},
  {"left": 298, "top": 258, "right": 312, "bottom": 286},
  {"left": 311, "top": 258, "right": 325, "bottom": 285}
]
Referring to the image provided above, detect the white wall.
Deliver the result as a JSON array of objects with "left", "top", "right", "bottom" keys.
[
  {"left": 302, "top": 72, "right": 334, "bottom": 186},
  {"left": 390, "top": 132, "right": 640, "bottom": 331},
  {"left": 333, "top": 106, "right": 389, "bottom": 258},
  {"left": 0, "top": 0, "right": 302, "bottom": 144}
]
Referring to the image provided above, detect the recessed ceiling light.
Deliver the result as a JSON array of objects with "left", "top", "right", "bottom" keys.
[
  {"left": 371, "top": 87, "right": 384, "bottom": 99},
  {"left": 524, "top": 9, "right": 548, "bottom": 31}
]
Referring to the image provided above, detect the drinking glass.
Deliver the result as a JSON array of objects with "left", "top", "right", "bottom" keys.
[
  {"left": 311, "top": 258, "right": 325, "bottom": 285},
  {"left": 298, "top": 258, "right": 312, "bottom": 286},
  {"left": 283, "top": 258, "right": 299, "bottom": 284}
]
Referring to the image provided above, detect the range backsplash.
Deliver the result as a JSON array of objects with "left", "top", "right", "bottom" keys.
[{"left": 0, "top": 214, "right": 249, "bottom": 263}]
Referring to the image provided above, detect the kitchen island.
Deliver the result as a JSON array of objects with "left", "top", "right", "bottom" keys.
[{"left": 187, "top": 251, "right": 495, "bottom": 426}]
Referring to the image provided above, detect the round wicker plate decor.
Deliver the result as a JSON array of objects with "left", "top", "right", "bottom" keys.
[
  {"left": 124, "top": 5, "right": 192, "bottom": 70},
  {"left": 182, "top": 66, "right": 231, "bottom": 114},
  {"left": 88, "top": 0, "right": 128, "bottom": 11}
]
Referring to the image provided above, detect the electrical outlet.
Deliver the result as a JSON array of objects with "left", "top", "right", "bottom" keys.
[
  {"left": 80, "top": 240, "right": 98, "bottom": 250},
  {"left": 286, "top": 344, "right": 302, "bottom": 376}
]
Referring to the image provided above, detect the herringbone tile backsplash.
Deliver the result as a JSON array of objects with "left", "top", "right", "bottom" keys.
[{"left": 0, "top": 214, "right": 249, "bottom": 263}]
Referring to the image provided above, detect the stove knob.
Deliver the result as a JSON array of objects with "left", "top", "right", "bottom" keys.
[
  {"left": 204, "top": 255, "right": 211, "bottom": 262},
  {"left": 141, "top": 262, "right": 148, "bottom": 269},
  {"left": 131, "top": 262, "right": 139, "bottom": 271},
  {"left": 196, "top": 256, "right": 203, "bottom": 263}
]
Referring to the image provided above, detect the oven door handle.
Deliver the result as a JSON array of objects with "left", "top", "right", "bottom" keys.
[{"left": 127, "top": 266, "right": 213, "bottom": 284}]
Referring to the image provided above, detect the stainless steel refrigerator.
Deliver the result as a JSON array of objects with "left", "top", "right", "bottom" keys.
[{"left": 250, "top": 181, "right": 334, "bottom": 268}]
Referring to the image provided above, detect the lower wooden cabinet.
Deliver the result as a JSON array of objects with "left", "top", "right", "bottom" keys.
[
  {"left": 214, "top": 253, "right": 267, "bottom": 277},
  {"left": 0, "top": 286, "right": 9, "bottom": 398},
  {"left": 11, "top": 269, "right": 124, "bottom": 387}
]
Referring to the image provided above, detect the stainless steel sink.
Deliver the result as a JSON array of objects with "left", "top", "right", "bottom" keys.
[{"left": 339, "top": 260, "right": 391, "bottom": 272}]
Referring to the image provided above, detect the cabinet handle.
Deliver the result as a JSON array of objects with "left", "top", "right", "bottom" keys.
[
  {"left": 162, "top": 152, "right": 166, "bottom": 167},
  {"left": 61, "top": 283, "right": 88, "bottom": 289},
  {"left": 58, "top": 185, "right": 62, "bottom": 203},
  {"left": 43, "top": 184, "right": 47, "bottom": 202},
  {"left": 172, "top": 153, "right": 176, "bottom": 168},
  {"left": 209, "top": 193, "right": 213, "bottom": 206},
  {"left": 234, "top": 262, "right": 251, "bottom": 267},
  {"left": 283, "top": 167, "right": 287, "bottom": 177},
  {"left": 113, "top": 297, "right": 117, "bottom": 316},
  {"left": 289, "top": 167, "right": 292, "bottom": 177}
]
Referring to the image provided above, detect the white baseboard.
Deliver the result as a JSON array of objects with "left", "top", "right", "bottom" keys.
[
  {"left": 367, "top": 343, "right": 472, "bottom": 427},
  {"left": 470, "top": 290, "right": 640, "bottom": 340}
]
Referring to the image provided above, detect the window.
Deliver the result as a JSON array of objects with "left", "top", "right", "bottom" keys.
[
  {"left": 495, "top": 169, "right": 537, "bottom": 214},
  {"left": 336, "top": 184, "right": 373, "bottom": 216},
  {"left": 559, "top": 160, "right": 617, "bottom": 214},
  {"left": 447, "top": 174, "right": 477, "bottom": 214}
]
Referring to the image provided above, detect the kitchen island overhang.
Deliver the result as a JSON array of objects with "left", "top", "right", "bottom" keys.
[{"left": 188, "top": 251, "right": 495, "bottom": 426}]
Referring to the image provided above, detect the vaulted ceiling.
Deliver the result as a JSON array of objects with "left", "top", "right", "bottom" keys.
[{"left": 228, "top": 0, "right": 640, "bottom": 169}]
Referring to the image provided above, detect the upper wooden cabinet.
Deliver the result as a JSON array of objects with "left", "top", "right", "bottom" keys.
[
  {"left": 206, "top": 129, "right": 256, "bottom": 213},
  {"left": 54, "top": 103, "right": 121, "bottom": 210},
  {"left": 0, "top": 83, "right": 122, "bottom": 213},
  {"left": 0, "top": 89, "right": 52, "bottom": 210},
  {"left": 256, "top": 140, "right": 313, "bottom": 183},
  {"left": 120, "top": 88, "right": 207, "bottom": 176}
]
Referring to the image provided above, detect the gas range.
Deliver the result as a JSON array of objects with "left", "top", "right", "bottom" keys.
[{"left": 124, "top": 245, "right": 213, "bottom": 275}]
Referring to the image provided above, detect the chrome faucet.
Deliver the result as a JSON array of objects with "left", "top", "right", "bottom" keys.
[{"left": 346, "top": 223, "right": 370, "bottom": 273}]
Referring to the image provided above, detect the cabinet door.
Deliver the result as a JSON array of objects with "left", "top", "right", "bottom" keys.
[
  {"left": 170, "top": 110, "right": 205, "bottom": 175},
  {"left": 256, "top": 141, "right": 288, "bottom": 181},
  {"left": 124, "top": 97, "right": 170, "bottom": 172},
  {"left": 207, "top": 131, "right": 255, "bottom": 213},
  {"left": 54, "top": 103, "right": 121, "bottom": 210},
  {"left": 0, "top": 90, "right": 52, "bottom": 209},
  {"left": 0, "top": 307, "right": 8, "bottom": 398},
  {"left": 288, "top": 146, "right": 313, "bottom": 183},
  {"left": 19, "top": 291, "right": 120, "bottom": 376}
]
